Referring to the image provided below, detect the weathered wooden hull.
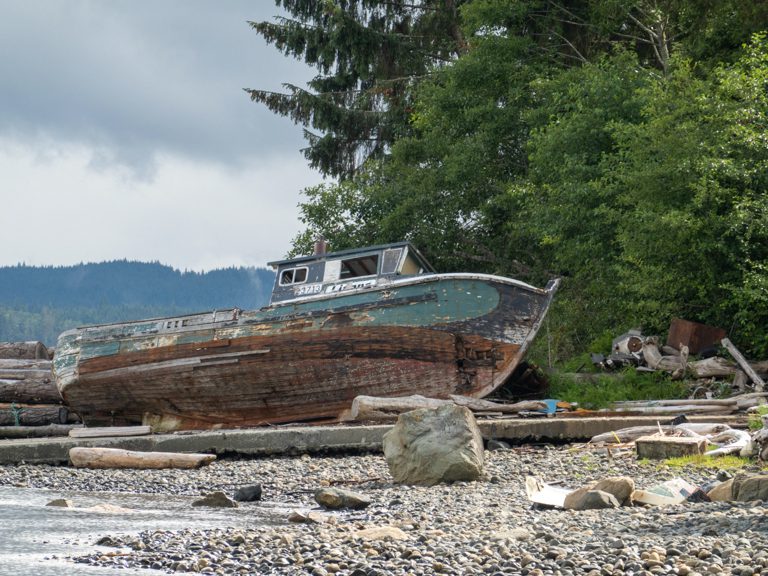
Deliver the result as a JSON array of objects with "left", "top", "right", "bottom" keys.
[{"left": 53, "top": 274, "right": 558, "bottom": 430}]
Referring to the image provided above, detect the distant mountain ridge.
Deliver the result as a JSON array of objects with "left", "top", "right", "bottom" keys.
[{"left": 0, "top": 261, "right": 276, "bottom": 346}]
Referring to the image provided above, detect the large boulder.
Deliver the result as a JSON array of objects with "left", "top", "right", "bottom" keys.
[
  {"left": 732, "top": 472, "right": 768, "bottom": 502},
  {"left": 382, "top": 404, "right": 484, "bottom": 485}
]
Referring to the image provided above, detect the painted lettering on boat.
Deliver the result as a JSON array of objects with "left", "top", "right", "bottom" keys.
[
  {"left": 326, "top": 279, "right": 377, "bottom": 294},
  {"left": 294, "top": 283, "right": 322, "bottom": 296}
]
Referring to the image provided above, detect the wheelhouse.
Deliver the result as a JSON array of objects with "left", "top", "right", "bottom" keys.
[{"left": 267, "top": 242, "right": 434, "bottom": 304}]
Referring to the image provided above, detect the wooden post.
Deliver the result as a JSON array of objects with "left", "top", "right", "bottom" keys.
[{"left": 722, "top": 338, "right": 765, "bottom": 391}]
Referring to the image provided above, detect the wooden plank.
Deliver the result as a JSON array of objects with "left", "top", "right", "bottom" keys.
[
  {"left": 69, "top": 425, "right": 152, "bottom": 438},
  {"left": 722, "top": 338, "right": 765, "bottom": 391},
  {"left": 69, "top": 447, "right": 216, "bottom": 469}
]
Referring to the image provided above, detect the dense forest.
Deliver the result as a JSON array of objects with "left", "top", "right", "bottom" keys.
[
  {"left": 249, "top": 0, "right": 768, "bottom": 361},
  {"left": 0, "top": 262, "right": 275, "bottom": 345}
]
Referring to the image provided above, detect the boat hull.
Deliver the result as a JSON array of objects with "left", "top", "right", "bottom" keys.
[{"left": 54, "top": 274, "right": 558, "bottom": 430}]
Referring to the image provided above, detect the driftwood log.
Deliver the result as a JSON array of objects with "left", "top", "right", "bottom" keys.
[
  {"left": 0, "top": 378, "right": 60, "bottom": 404},
  {"left": 734, "top": 392, "right": 768, "bottom": 410},
  {"left": 591, "top": 423, "right": 731, "bottom": 444},
  {"left": 0, "top": 342, "right": 50, "bottom": 360},
  {"left": 0, "top": 366, "right": 60, "bottom": 404},
  {"left": 610, "top": 405, "right": 735, "bottom": 415},
  {"left": 0, "top": 424, "right": 81, "bottom": 439},
  {"left": 642, "top": 339, "right": 755, "bottom": 381},
  {"left": 609, "top": 398, "right": 737, "bottom": 415},
  {"left": 346, "top": 394, "right": 547, "bottom": 421},
  {"left": 0, "top": 403, "right": 77, "bottom": 426},
  {"left": 642, "top": 340, "right": 688, "bottom": 377},
  {"left": 69, "top": 447, "right": 216, "bottom": 469},
  {"left": 688, "top": 356, "right": 739, "bottom": 378},
  {"left": 722, "top": 338, "right": 766, "bottom": 391},
  {"left": 0, "top": 359, "right": 53, "bottom": 370}
]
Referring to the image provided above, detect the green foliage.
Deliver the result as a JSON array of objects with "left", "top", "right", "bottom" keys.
[
  {"left": 516, "top": 36, "right": 768, "bottom": 359},
  {"left": 260, "top": 2, "right": 768, "bottom": 363},
  {"left": 547, "top": 370, "right": 688, "bottom": 409}
]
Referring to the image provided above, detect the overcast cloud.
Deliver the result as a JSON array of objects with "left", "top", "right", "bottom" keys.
[{"left": 0, "top": 1, "right": 320, "bottom": 270}]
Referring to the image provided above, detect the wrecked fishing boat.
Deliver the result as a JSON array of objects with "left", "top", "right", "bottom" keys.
[{"left": 53, "top": 242, "right": 559, "bottom": 430}]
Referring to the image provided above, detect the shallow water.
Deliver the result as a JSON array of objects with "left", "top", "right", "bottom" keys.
[{"left": 0, "top": 485, "right": 286, "bottom": 575}]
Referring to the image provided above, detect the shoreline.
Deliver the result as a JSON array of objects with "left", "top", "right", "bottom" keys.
[{"left": 1, "top": 445, "right": 767, "bottom": 575}]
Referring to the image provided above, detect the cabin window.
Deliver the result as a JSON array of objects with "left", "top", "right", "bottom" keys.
[
  {"left": 340, "top": 255, "right": 378, "bottom": 279},
  {"left": 279, "top": 266, "right": 308, "bottom": 285},
  {"left": 380, "top": 248, "right": 403, "bottom": 275}
]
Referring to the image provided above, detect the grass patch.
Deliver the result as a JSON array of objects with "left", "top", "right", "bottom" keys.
[
  {"left": 637, "top": 454, "right": 757, "bottom": 470},
  {"left": 662, "top": 454, "right": 752, "bottom": 470},
  {"left": 548, "top": 370, "right": 688, "bottom": 409},
  {"left": 748, "top": 405, "right": 768, "bottom": 431}
]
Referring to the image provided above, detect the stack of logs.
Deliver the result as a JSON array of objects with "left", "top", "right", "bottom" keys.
[{"left": 0, "top": 341, "right": 80, "bottom": 438}]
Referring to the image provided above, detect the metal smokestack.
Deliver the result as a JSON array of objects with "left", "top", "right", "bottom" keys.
[{"left": 313, "top": 237, "right": 328, "bottom": 255}]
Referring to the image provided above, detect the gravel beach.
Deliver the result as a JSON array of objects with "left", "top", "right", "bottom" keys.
[{"left": 1, "top": 445, "right": 767, "bottom": 575}]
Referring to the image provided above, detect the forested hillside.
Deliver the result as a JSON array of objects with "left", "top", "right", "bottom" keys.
[
  {"left": 0, "top": 261, "right": 275, "bottom": 345},
  {"left": 250, "top": 0, "right": 768, "bottom": 361}
]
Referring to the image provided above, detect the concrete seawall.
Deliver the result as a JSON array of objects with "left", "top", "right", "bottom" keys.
[{"left": 0, "top": 415, "right": 745, "bottom": 465}]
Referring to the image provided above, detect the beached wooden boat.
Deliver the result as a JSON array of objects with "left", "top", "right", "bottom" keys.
[{"left": 53, "top": 242, "right": 559, "bottom": 430}]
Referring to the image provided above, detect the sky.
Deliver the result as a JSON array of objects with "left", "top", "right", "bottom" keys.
[{"left": 0, "top": 1, "right": 322, "bottom": 271}]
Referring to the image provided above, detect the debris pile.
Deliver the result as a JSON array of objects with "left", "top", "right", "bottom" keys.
[
  {"left": 590, "top": 418, "right": 760, "bottom": 459},
  {"left": 584, "top": 319, "right": 767, "bottom": 417},
  {"left": 526, "top": 469, "right": 768, "bottom": 509}
]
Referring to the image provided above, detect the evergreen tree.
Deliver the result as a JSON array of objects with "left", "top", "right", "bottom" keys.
[{"left": 247, "top": 0, "right": 466, "bottom": 179}]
